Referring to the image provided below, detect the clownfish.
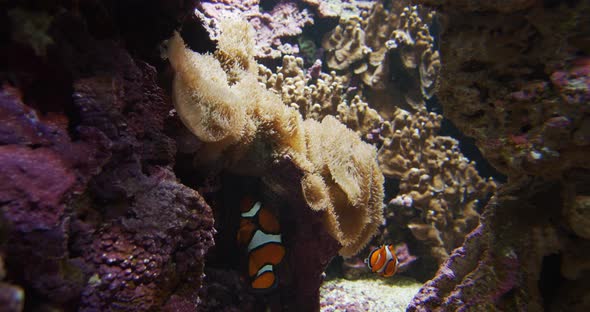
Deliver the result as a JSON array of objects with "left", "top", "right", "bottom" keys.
[
  {"left": 364, "top": 245, "right": 399, "bottom": 277},
  {"left": 237, "top": 197, "right": 285, "bottom": 291}
]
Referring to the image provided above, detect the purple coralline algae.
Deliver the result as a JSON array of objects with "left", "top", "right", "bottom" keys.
[
  {"left": 0, "top": 1, "right": 216, "bottom": 310},
  {"left": 408, "top": 175, "right": 590, "bottom": 311},
  {"left": 407, "top": 0, "right": 590, "bottom": 310},
  {"left": 407, "top": 221, "right": 520, "bottom": 311},
  {"left": 197, "top": 0, "right": 314, "bottom": 58}
]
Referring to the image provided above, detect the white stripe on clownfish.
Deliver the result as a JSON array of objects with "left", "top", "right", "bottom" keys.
[
  {"left": 237, "top": 197, "right": 286, "bottom": 291},
  {"left": 375, "top": 245, "right": 395, "bottom": 274},
  {"left": 256, "top": 264, "right": 274, "bottom": 277},
  {"left": 365, "top": 245, "right": 400, "bottom": 277},
  {"left": 241, "top": 201, "right": 262, "bottom": 218},
  {"left": 248, "top": 229, "right": 282, "bottom": 253}
]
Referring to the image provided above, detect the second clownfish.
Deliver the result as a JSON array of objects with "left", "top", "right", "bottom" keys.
[
  {"left": 237, "top": 197, "right": 285, "bottom": 291},
  {"left": 364, "top": 245, "right": 399, "bottom": 277}
]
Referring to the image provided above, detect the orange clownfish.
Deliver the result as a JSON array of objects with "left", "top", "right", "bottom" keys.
[
  {"left": 364, "top": 245, "right": 399, "bottom": 277},
  {"left": 237, "top": 197, "right": 285, "bottom": 291}
]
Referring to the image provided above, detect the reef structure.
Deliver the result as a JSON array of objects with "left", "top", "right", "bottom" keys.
[
  {"left": 167, "top": 18, "right": 385, "bottom": 309},
  {"left": 282, "top": 0, "right": 495, "bottom": 269},
  {"left": 380, "top": 109, "right": 496, "bottom": 264},
  {"left": 407, "top": 0, "right": 590, "bottom": 310},
  {"left": 246, "top": 0, "right": 496, "bottom": 270},
  {"left": 0, "top": 1, "right": 217, "bottom": 311},
  {"left": 417, "top": 0, "right": 589, "bottom": 178},
  {"left": 196, "top": 0, "right": 314, "bottom": 59},
  {"left": 322, "top": 0, "right": 441, "bottom": 114},
  {"left": 303, "top": 0, "right": 375, "bottom": 19},
  {"left": 258, "top": 53, "right": 496, "bottom": 266},
  {"left": 409, "top": 175, "right": 590, "bottom": 311},
  {"left": 179, "top": 0, "right": 497, "bottom": 285}
]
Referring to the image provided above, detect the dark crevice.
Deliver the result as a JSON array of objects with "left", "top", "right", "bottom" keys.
[
  {"left": 259, "top": 0, "right": 279, "bottom": 12},
  {"left": 428, "top": 97, "right": 507, "bottom": 183},
  {"left": 440, "top": 117, "right": 507, "bottom": 183},
  {"left": 462, "top": 109, "right": 486, "bottom": 120},
  {"left": 298, "top": 21, "right": 332, "bottom": 68},
  {"left": 520, "top": 124, "right": 532, "bottom": 134},
  {"left": 383, "top": 177, "right": 400, "bottom": 200},
  {"left": 460, "top": 60, "right": 489, "bottom": 73},
  {"left": 180, "top": 15, "right": 216, "bottom": 54},
  {"left": 538, "top": 254, "right": 563, "bottom": 309},
  {"left": 302, "top": 16, "right": 338, "bottom": 49},
  {"left": 324, "top": 255, "right": 344, "bottom": 280},
  {"left": 430, "top": 14, "right": 441, "bottom": 51},
  {"left": 544, "top": 0, "right": 581, "bottom": 7},
  {"left": 205, "top": 173, "right": 261, "bottom": 271},
  {"left": 389, "top": 49, "right": 418, "bottom": 92},
  {"left": 477, "top": 85, "right": 489, "bottom": 103}
]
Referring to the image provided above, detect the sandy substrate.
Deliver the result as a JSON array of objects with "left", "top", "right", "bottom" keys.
[{"left": 320, "top": 277, "right": 422, "bottom": 311}]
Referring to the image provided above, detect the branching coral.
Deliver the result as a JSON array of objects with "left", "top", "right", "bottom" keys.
[
  {"left": 380, "top": 108, "right": 496, "bottom": 263},
  {"left": 258, "top": 55, "right": 383, "bottom": 139},
  {"left": 167, "top": 19, "right": 384, "bottom": 258},
  {"left": 322, "top": 0, "right": 441, "bottom": 114},
  {"left": 258, "top": 55, "right": 345, "bottom": 120},
  {"left": 257, "top": 44, "right": 493, "bottom": 265}
]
